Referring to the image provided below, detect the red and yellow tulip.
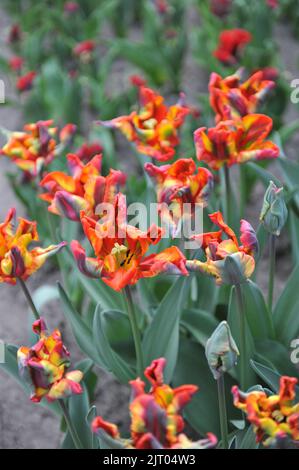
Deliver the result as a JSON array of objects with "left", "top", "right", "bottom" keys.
[
  {"left": 99, "top": 86, "right": 190, "bottom": 162},
  {"left": 209, "top": 70, "right": 276, "bottom": 123},
  {"left": 92, "top": 358, "right": 217, "bottom": 449},
  {"left": 186, "top": 211, "right": 258, "bottom": 285},
  {"left": 145, "top": 158, "right": 213, "bottom": 236},
  {"left": 1, "top": 120, "right": 76, "bottom": 178},
  {"left": 232, "top": 376, "right": 299, "bottom": 446},
  {"left": 194, "top": 114, "right": 279, "bottom": 170},
  {"left": 40, "top": 153, "right": 126, "bottom": 221},
  {"left": 0, "top": 208, "right": 66, "bottom": 284},
  {"left": 18, "top": 318, "right": 83, "bottom": 403},
  {"left": 71, "top": 193, "right": 187, "bottom": 291}
]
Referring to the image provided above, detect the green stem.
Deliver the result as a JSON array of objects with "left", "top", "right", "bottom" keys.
[
  {"left": 235, "top": 284, "right": 246, "bottom": 390},
  {"left": 268, "top": 234, "right": 276, "bottom": 313},
  {"left": 47, "top": 211, "right": 68, "bottom": 290},
  {"left": 124, "top": 285, "right": 144, "bottom": 378},
  {"left": 217, "top": 375, "right": 229, "bottom": 449},
  {"left": 18, "top": 278, "right": 40, "bottom": 320},
  {"left": 223, "top": 165, "right": 232, "bottom": 225},
  {"left": 59, "top": 400, "right": 83, "bottom": 449}
]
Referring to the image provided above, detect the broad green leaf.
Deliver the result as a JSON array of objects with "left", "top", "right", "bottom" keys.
[
  {"left": 228, "top": 286, "right": 256, "bottom": 388},
  {"left": 86, "top": 406, "right": 99, "bottom": 449},
  {"left": 93, "top": 306, "right": 135, "bottom": 383},
  {"left": 181, "top": 308, "right": 219, "bottom": 348},
  {"left": 273, "top": 263, "right": 299, "bottom": 345},
  {"left": 254, "top": 339, "right": 298, "bottom": 378},
  {"left": 242, "top": 280, "right": 275, "bottom": 340},
  {"left": 238, "top": 426, "right": 259, "bottom": 449},
  {"left": 173, "top": 338, "right": 239, "bottom": 437},
  {"left": 58, "top": 283, "right": 102, "bottom": 365},
  {"left": 142, "top": 276, "right": 191, "bottom": 383},
  {"left": 68, "top": 384, "right": 92, "bottom": 449},
  {"left": 250, "top": 360, "right": 299, "bottom": 398}
]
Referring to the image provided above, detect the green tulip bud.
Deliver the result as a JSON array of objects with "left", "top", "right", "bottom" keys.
[
  {"left": 260, "top": 181, "right": 288, "bottom": 236},
  {"left": 205, "top": 321, "right": 239, "bottom": 380}
]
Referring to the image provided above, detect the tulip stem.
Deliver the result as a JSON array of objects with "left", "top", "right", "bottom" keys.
[
  {"left": 124, "top": 285, "right": 144, "bottom": 378},
  {"left": 235, "top": 284, "right": 246, "bottom": 390},
  {"left": 59, "top": 400, "right": 84, "bottom": 449},
  {"left": 18, "top": 278, "right": 40, "bottom": 320},
  {"left": 217, "top": 375, "right": 229, "bottom": 449},
  {"left": 223, "top": 165, "right": 232, "bottom": 226},
  {"left": 268, "top": 234, "right": 276, "bottom": 313}
]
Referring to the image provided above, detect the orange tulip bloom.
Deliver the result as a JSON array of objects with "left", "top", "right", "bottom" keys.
[
  {"left": 213, "top": 29, "right": 252, "bottom": 65},
  {"left": 18, "top": 318, "right": 83, "bottom": 403},
  {"left": 92, "top": 358, "right": 217, "bottom": 449},
  {"left": 232, "top": 376, "right": 299, "bottom": 447},
  {"left": 194, "top": 114, "right": 279, "bottom": 170},
  {"left": 186, "top": 211, "right": 258, "bottom": 285},
  {"left": 145, "top": 158, "right": 213, "bottom": 236},
  {"left": 71, "top": 193, "right": 187, "bottom": 291},
  {"left": 99, "top": 86, "right": 190, "bottom": 162},
  {"left": 1, "top": 120, "right": 76, "bottom": 178},
  {"left": 0, "top": 208, "right": 66, "bottom": 284},
  {"left": 40, "top": 153, "right": 126, "bottom": 221},
  {"left": 209, "top": 69, "right": 276, "bottom": 123}
]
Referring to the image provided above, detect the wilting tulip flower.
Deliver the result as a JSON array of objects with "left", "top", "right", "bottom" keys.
[
  {"left": 16, "top": 71, "right": 36, "bottom": 92},
  {"left": 209, "top": 69, "right": 276, "bottom": 123},
  {"left": 232, "top": 376, "right": 299, "bottom": 447},
  {"left": 18, "top": 318, "right": 83, "bottom": 403},
  {"left": 194, "top": 114, "right": 279, "bottom": 170},
  {"left": 145, "top": 158, "right": 213, "bottom": 236},
  {"left": 0, "top": 208, "right": 66, "bottom": 284},
  {"left": 206, "top": 321, "right": 239, "bottom": 380},
  {"left": 210, "top": 0, "right": 231, "bottom": 17},
  {"left": 213, "top": 29, "right": 252, "bottom": 65},
  {"left": 9, "top": 56, "right": 24, "bottom": 72},
  {"left": 99, "top": 86, "right": 190, "bottom": 162},
  {"left": 92, "top": 358, "right": 217, "bottom": 449},
  {"left": 187, "top": 211, "right": 258, "bottom": 285},
  {"left": 260, "top": 181, "right": 288, "bottom": 236},
  {"left": 40, "top": 153, "right": 126, "bottom": 221},
  {"left": 71, "top": 193, "right": 187, "bottom": 291},
  {"left": 1, "top": 120, "right": 75, "bottom": 178},
  {"left": 75, "top": 141, "right": 103, "bottom": 163}
]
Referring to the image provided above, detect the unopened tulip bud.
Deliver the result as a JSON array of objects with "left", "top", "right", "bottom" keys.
[
  {"left": 260, "top": 181, "right": 288, "bottom": 236},
  {"left": 205, "top": 321, "right": 239, "bottom": 380}
]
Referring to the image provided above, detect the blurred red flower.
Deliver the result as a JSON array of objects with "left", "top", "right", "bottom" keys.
[
  {"left": 16, "top": 71, "right": 36, "bottom": 92},
  {"left": 210, "top": 0, "right": 232, "bottom": 17},
  {"left": 9, "top": 56, "right": 24, "bottom": 72},
  {"left": 214, "top": 29, "right": 252, "bottom": 65}
]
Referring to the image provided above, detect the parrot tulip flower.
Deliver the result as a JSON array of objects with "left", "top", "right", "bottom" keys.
[
  {"left": 145, "top": 158, "right": 213, "bottom": 236},
  {"left": 1, "top": 120, "right": 76, "bottom": 178},
  {"left": 75, "top": 141, "right": 103, "bottom": 163},
  {"left": 232, "top": 376, "right": 299, "bottom": 447},
  {"left": 186, "top": 211, "right": 258, "bottom": 285},
  {"left": 213, "top": 29, "right": 252, "bottom": 65},
  {"left": 92, "top": 358, "right": 217, "bottom": 449},
  {"left": 194, "top": 114, "right": 279, "bottom": 170},
  {"left": 98, "top": 86, "right": 190, "bottom": 162},
  {"left": 71, "top": 193, "right": 188, "bottom": 291},
  {"left": 40, "top": 153, "right": 126, "bottom": 221},
  {"left": 209, "top": 69, "right": 276, "bottom": 123},
  {"left": 18, "top": 318, "right": 83, "bottom": 403},
  {"left": 0, "top": 208, "right": 66, "bottom": 284}
]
